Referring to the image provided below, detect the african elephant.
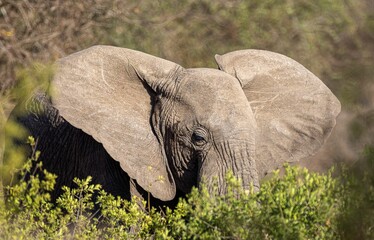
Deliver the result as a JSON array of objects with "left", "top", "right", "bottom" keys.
[{"left": 6, "top": 46, "right": 341, "bottom": 208}]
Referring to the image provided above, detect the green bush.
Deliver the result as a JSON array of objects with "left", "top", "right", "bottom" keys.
[
  {"left": 1, "top": 137, "right": 352, "bottom": 239},
  {"left": 160, "top": 166, "right": 341, "bottom": 240}
]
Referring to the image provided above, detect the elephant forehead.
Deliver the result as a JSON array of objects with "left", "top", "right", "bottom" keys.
[
  {"left": 180, "top": 68, "right": 245, "bottom": 102},
  {"left": 178, "top": 68, "right": 256, "bottom": 131}
]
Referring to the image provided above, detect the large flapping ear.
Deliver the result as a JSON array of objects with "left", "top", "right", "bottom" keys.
[
  {"left": 52, "top": 45, "right": 184, "bottom": 200},
  {"left": 215, "top": 50, "right": 341, "bottom": 177}
]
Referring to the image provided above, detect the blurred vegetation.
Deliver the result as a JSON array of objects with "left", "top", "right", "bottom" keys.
[
  {"left": 1, "top": 0, "right": 373, "bottom": 160},
  {"left": 338, "top": 146, "right": 374, "bottom": 239},
  {"left": 1, "top": 0, "right": 373, "bottom": 103},
  {"left": 1, "top": 63, "right": 53, "bottom": 188},
  {"left": 0, "top": 0, "right": 374, "bottom": 239}
]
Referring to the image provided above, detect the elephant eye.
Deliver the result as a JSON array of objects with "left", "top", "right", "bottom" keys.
[{"left": 192, "top": 132, "right": 207, "bottom": 146}]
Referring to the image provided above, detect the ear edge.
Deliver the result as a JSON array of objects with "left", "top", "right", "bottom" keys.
[
  {"left": 215, "top": 49, "right": 341, "bottom": 177},
  {"left": 52, "top": 46, "right": 181, "bottom": 200}
]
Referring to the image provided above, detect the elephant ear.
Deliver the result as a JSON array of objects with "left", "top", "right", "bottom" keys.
[
  {"left": 52, "top": 45, "right": 184, "bottom": 200},
  {"left": 215, "top": 50, "right": 341, "bottom": 177}
]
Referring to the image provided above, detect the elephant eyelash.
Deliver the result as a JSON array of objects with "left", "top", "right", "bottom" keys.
[
  {"left": 192, "top": 132, "right": 205, "bottom": 141},
  {"left": 191, "top": 127, "right": 209, "bottom": 147},
  {"left": 192, "top": 133, "right": 206, "bottom": 147}
]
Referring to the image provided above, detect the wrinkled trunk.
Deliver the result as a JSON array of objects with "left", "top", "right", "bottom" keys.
[{"left": 198, "top": 141, "right": 260, "bottom": 196}]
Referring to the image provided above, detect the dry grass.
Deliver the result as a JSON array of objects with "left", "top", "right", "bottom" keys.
[{"left": 0, "top": 0, "right": 140, "bottom": 93}]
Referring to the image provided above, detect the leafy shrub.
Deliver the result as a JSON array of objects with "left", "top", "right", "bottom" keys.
[
  {"left": 0, "top": 137, "right": 348, "bottom": 239},
  {"left": 255, "top": 167, "right": 340, "bottom": 239},
  {"left": 159, "top": 166, "right": 341, "bottom": 240}
]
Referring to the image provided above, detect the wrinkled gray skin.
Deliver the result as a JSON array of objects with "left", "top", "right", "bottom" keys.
[
  {"left": 6, "top": 46, "right": 341, "bottom": 207},
  {"left": 159, "top": 68, "right": 258, "bottom": 195}
]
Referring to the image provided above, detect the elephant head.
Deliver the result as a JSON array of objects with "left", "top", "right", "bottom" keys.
[{"left": 52, "top": 46, "right": 340, "bottom": 201}]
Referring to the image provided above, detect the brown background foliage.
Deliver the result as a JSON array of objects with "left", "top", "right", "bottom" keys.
[{"left": 1, "top": 0, "right": 373, "bottom": 171}]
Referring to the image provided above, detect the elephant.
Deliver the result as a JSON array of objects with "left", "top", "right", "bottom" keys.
[{"left": 5, "top": 45, "right": 341, "bottom": 208}]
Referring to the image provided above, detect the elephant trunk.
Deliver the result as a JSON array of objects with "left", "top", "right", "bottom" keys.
[{"left": 199, "top": 141, "right": 259, "bottom": 196}]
